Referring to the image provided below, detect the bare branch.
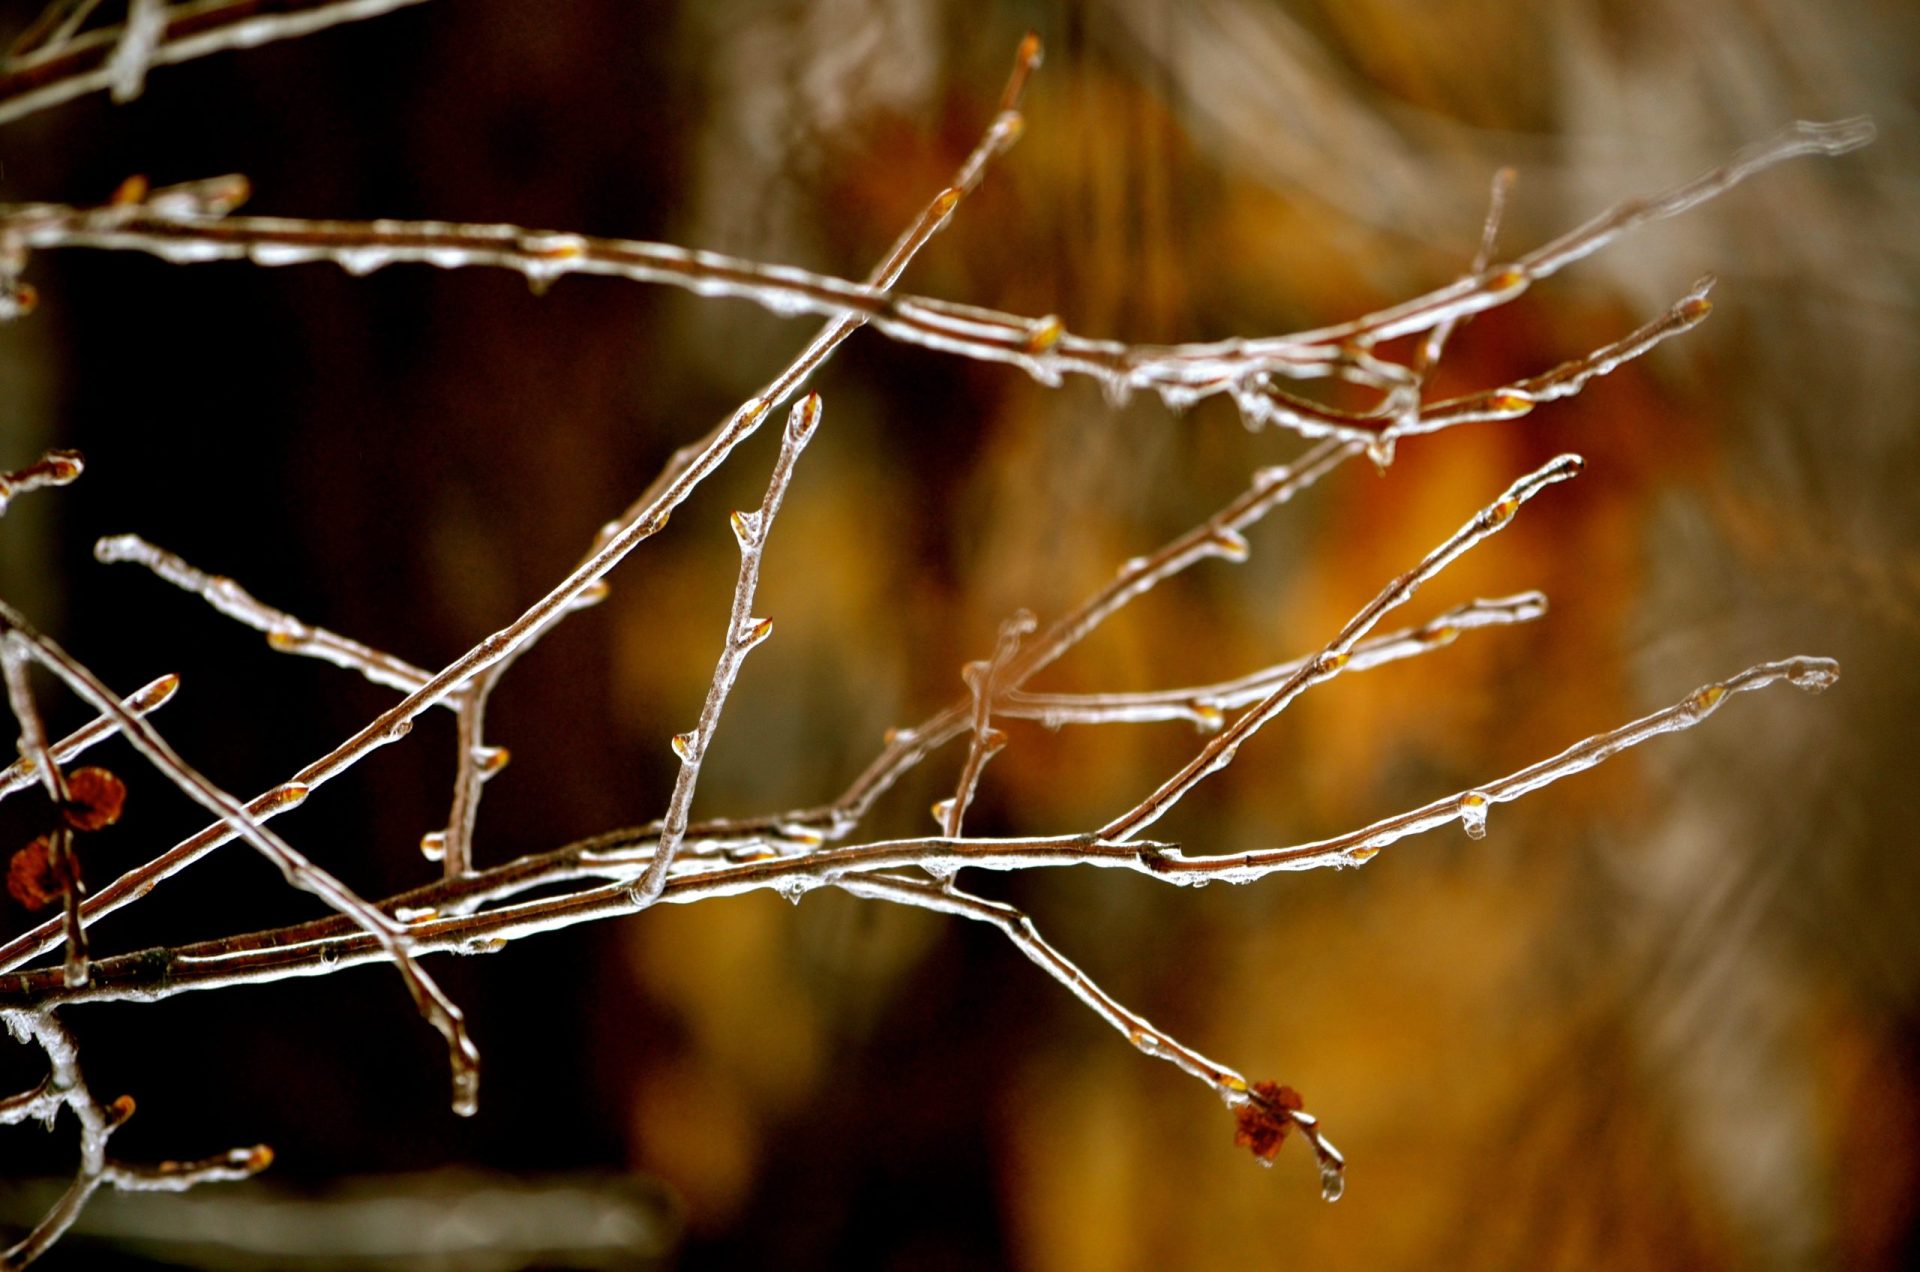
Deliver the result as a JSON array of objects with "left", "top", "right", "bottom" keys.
[
  {"left": 2, "top": 637, "right": 86, "bottom": 987},
  {"left": 432, "top": 32, "right": 1041, "bottom": 881},
  {"left": 0, "top": 650, "right": 1837, "bottom": 1013},
  {"left": 0, "top": 451, "right": 82, "bottom": 516},
  {"left": 938, "top": 609, "right": 1034, "bottom": 841},
  {"left": 634, "top": 395, "right": 820, "bottom": 905},
  {"left": 1099, "top": 455, "right": 1586, "bottom": 843},
  {"left": 836, "top": 873, "right": 1346, "bottom": 1197},
  {"left": 94, "top": 534, "right": 434, "bottom": 695},
  {"left": 0, "top": 119, "right": 1870, "bottom": 438},
  {"left": 1002, "top": 593, "right": 1548, "bottom": 729},
  {"left": 0, "top": 674, "right": 177, "bottom": 802},
  {"left": 0, "top": 1008, "right": 270, "bottom": 1269},
  {"left": 0, "top": 0, "right": 433, "bottom": 124},
  {"left": 0, "top": 604, "right": 480, "bottom": 1117}
]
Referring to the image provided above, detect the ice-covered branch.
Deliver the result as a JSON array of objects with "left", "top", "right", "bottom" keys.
[
  {"left": 0, "top": 604, "right": 480, "bottom": 1116},
  {"left": 0, "top": 1007, "right": 270, "bottom": 1269},
  {"left": 0, "top": 0, "right": 433, "bottom": 124},
  {"left": 0, "top": 451, "right": 82, "bottom": 516},
  {"left": 0, "top": 652, "right": 1836, "bottom": 1012},
  {"left": 1100, "top": 455, "right": 1585, "bottom": 843},
  {"left": 1001, "top": 593, "right": 1547, "bottom": 729},
  {"left": 635, "top": 395, "right": 820, "bottom": 904},
  {"left": 0, "top": 119, "right": 1871, "bottom": 437}
]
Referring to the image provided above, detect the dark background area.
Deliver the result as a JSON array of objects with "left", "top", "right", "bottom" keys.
[{"left": 1, "top": 1, "right": 1917, "bottom": 1268}]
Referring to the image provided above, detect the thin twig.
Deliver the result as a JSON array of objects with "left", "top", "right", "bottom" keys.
[
  {"left": 2, "top": 636, "right": 86, "bottom": 988},
  {"left": 0, "top": 266, "right": 1735, "bottom": 977},
  {"left": 0, "top": 451, "right": 82, "bottom": 516},
  {"left": 1002, "top": 593, "right": 1547, "bottom": 729},
  {"left": 0, "top": 1008, "right": 269, "bottom": 1270},
  {"left": 938, "top": 609, "right": 1034, "bottom": 840},
  {"left": 0, "top": 0, "right": 432, "bottom": 124},
  {"left": 633, "top": 395, "right": 820, "bottom": 905},
  {"left": 0, "top": 112, "right": 1852, "bottom": 969},
  {"left": 1100, "top": 454, "right": 1586, "bottom": 843},
  {"left": 94, "top": 534, "right": 434, "bottom": 695},
  {"left": 0, "top": 653, "right": 1837, "bottom": 1012},
  {"left": 836, "top": 872, "right": 1347, "bottom": 1197},
  {"left": 0, "top": 675, "right": 175, "bottom": 801},
  {"left": 432, "top": 33, "right": 1042, "bottom": 881},
  {"left": 5, "top": 0, "right": 107, "bottom": 63},
  {"left": 0, "top": 604, "right": 481, "bottom": 1116},
  {"left": 1393, "top": 277, "right": 1716, "bottom": 440},
  {"left": 0, "top": 120, "right": 1871, "bottom": 437}
]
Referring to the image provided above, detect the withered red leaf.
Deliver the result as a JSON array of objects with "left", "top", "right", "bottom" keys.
[
  {"left": 7, "top": 836, "right": 63, "bottom": 911},
  {"left": 62, "top": 766, "right": 126, "bottom": 832},
  {"left": 1232, "top": 1079, "right": 1304, "bottom": 1163}
]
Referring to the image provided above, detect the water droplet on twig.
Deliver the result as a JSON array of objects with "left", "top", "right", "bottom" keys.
[{"left": 1458, "top": 791, "right": 1489, "bottom": 840}]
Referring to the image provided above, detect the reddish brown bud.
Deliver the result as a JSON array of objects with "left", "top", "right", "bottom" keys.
[
  {"left": 1233, "top": 1079, "right": 1304, "bottom": 1164},
  {"left": 62, "top": 766, "right": 127, "bottom": 832},
  {"left": 8, "top": 837, "right": 62, "bottom": 911}
]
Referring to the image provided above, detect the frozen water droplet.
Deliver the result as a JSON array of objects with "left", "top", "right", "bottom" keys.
[
  {"left": 774, "top": 875, "right": 808, "bottom": 906},
  {"left": 671, "top": 732, "right": 698, "bottom": 763},
  {"left": 1365, "top": 436, "right": 1396, "bottom": 471},
  {"left": 740, "top": 617, "right": 773, "bottom": 649},
  {"left": 1487, "top": 389, "right": 1535, "bottom": 416},
  {"left": 730, "top": 508, "right": 762, "bottom": 549},
  {"left": 260, "top": 783, "right": 309, "bottom": 813},
  {"left": 472, "top": 745, "right": 510, "bottom": 775},
  {"left": 1319, "top": 1160, "right": 1346, "bottom": 1201},
  {"left": 336, "top": 247, "right": 388, "bottom": 277},
  {"left": 1316, "top": 651, "right": 1350, "bottom": 676},
  {"left": 1458, "top": 792, "right": 1489, "bottom": 840},
  {"left": 1687, "top": 683, "right": 1727, "bottom": 718},
  {"left": 1252, "top": 465, "right": 1294, "bottom": 492},
  {"left": 1207, "top": 528, "right": 1250, "bottom": 562},
  {"left": 1191, "top": 703, "right": 1225, "bottom": 733},
  {"left": 1024, "top": 313, "right": 1064, "bottom": 354},
  {"left": 979, "top": 727, "right": 1008, "bottom": 754},
  {"left": 787, "top": 393, "right": 823, "bottom": 440},
  {"left": 1787, "top": 658, "right": 1839, "bottom": 691},
  {"left": 930, "top": 798, "right": 956, "bottom": 828},
  {"left": 419, "top": 830, "right": 447, "bottom": 862},
  {"left": 248, "top": 242, "right": 313, "bottom": 268}
]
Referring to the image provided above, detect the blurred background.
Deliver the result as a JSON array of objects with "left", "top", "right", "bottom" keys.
[{"left": 0, "top": 0, "right": 1915, "bottom": 1267}]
